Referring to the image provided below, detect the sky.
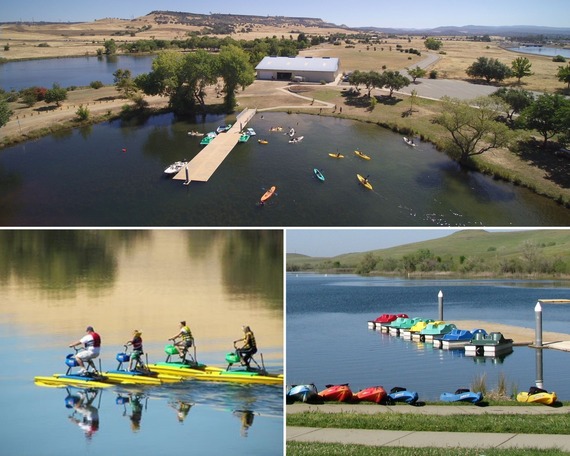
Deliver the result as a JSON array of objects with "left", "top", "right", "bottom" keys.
[
  {"left": 286, "top": 229, "right": 532, "bottom": 257},
  {"left": 3, "top": 0, "right": 568, "bottom": 29}
]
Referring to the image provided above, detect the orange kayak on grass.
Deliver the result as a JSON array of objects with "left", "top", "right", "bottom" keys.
[
  {"left": 354, "top": 385, "right": 387, "bottom": 404},
  {"left": 260, "top": 186, "right": 276, "bottom": 202},
  {"left": 319, "top": 384, "right": 354, "bottom": 402}
]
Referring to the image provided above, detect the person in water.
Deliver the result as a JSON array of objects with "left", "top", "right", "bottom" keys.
[
  {"left": 234, "top": 325, "right": 257, "bottom": 369},
  {"left": 126, "top": 330, "right": 145, "bottom": 371},
  {"left": 170, "top": 321, "right": 194, "bottom": 359},
  {"left": 69, "top": 326, "right": 101, "bottom": 375}
]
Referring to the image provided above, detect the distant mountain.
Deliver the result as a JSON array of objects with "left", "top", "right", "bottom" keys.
[{"left": 355, "top": 24, "right": 570, "bottom": 37}]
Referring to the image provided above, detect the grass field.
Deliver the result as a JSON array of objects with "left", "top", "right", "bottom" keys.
[{"left": 286, "top": 230, "right": 570, "bottom": 270}]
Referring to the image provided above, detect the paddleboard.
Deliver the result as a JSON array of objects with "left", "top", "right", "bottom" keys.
[{"left": 260, "top": 186, "right": 276, "bottom": 202}]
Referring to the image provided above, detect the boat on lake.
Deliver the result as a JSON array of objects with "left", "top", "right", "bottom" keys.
[
  {"left": 403, "top": 319, "right": 434, "bottom": 340},
  {"left": 367, "top": 313, "right": 409, "bottom": 330},
  {"left": 418, "top": 322, "right": 457, "bottom": 342},
  {"left": 200, "top": 131, "right": 217, "bottom": 145},
  {"left": 216, "top": 124, "right": 232, "bottom": 134},
  {"left": 245, "top": 127, "right": 256, "bottom": 136},
  {"left": 238, "top": 133, "right": 250, "bottom": 143},
  {"left": 435, "top": 328, "right": 487, "bottom": 350},
  {"left": 164, "top": 161, "right": 187, "bottom": 176},
  {"left": 403, "top": 136, "right": 416, "bottom": 147},
  {"left": 388, "top": 317, "right": 425, "bottom": 336},
  {"left": 464, "top": 331, "right": 513, "bottom": 356}
]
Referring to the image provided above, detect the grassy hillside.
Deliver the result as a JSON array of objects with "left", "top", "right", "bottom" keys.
[{"left": 287, "top": 230, "right": 570, "bottom": 275}]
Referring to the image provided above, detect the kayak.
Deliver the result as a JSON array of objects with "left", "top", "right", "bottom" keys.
[
  {"left": 287, "top": 384, "right": 323, "bottom": 404},
  {"left": 319, "top": 384, "right": 354, "bottom": 402},
  {"left": 34, "top": 373, "right": 114, "bottom": 389},
  {"left": 387, "top": 387, "right": 419, "bottom": 404},
  {"left": 258, "top": 139, "right": 268, "bottom": 144},
  {"left": 354, "top": 385, "right": 387, "bottom": 404},
  {"left": 517, "top": 387, "right": 557, "bottom": 405},
  {"left": 440, "top": 388, "right": 483, "bottom": 404},
  {"left": 357, "top": 174, "right": 373, "bottom": 190},
  {"left": 328, "top": 153, "right": 344, "bottom": 158},
  {"left": 354, "top": 150, "right": 370, "bottom": 160},
  {"left": 403, "top": 136, "right": 416, "bottom": 147},
  {"left": 260, "top": 186, "right": 276, "bottom": 203},
  {"left": 313, "top": 168, "right": 325, "bottom": 181}
]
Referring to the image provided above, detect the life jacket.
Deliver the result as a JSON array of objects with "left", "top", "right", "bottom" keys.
[
  {"left": 132, "top": 336, "right": 143, "bottom": 351},
  {"left": 181, "top": 326, "right": 193, "bottom": 342},
  {"left": 86, "top": 332, "right": 101, "bottom": 349},
  {"left": 244, "top": 331, "right": 257, "bottom": 350}
]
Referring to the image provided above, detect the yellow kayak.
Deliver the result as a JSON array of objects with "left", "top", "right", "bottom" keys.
[
  {"left": 328, "top": 153, "right": 345, "bottom": 159},
  {"left": 517, "top": 390, "right": 557, "bottom": 405},
  {"left": 357, "top": 174, "right": 373, "bottom": 190},
  {"left": 354, "top": 150, "right": 370, "bottom": 160}
]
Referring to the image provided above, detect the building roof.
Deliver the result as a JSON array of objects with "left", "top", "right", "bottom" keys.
[{"left": 255, "top": 56, "right": 339, "bottom": 73}]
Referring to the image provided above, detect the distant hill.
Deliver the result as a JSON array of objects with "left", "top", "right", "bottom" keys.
[
  {"left": 355, "top": 24, "right": 570, "bottom": 37},
  {"left": 287, "top": 230, "right": 570, "bottom": 275}
]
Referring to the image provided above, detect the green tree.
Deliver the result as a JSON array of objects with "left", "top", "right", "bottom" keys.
[
  {"left": 511, "top": 57, "right": 533, "bottom": 84},
  {"left": 424, "top": 37, "right": 442, "bottom": 51},
  {"left": 466, "top": 57, "right": 512, "bottom": 83},
  {"left": 104, "top": 39, "right": 117, "bottom": 55},
  {"left": 492, "top": 87, "right": 534, "bottom": 122},
  {"left": 518, "top": 93, "right": 570, "bottom": 146},
  {"left": 44, "top": 83, "right": 67, "bottom": 106},
  {"left": 178, "top": 49, "right": 218, "bottom": 111},
  {"left": 355, "top": 252, "right": 377, "bottom": 274},
  {"left": 217, "top": 44, "right": 255, "bottom": 110},
  {"left": 75, "top": 105, "right": 90, "bottom": 121},
  {"left": 556, "top": 63, "right": 570, "bottom": 89},
  {"left": 380, "top": 70, "right": 411, "bottom": 97},
  {"left": 113, "top": 69, "right": 137, "bottom": 99},
  {"left": 0, "top": 97, "right": 12, "bottom": 128},
  {"left": 435, "top": 96, "right": 512, "bottom": 163},
  {"left": 407, "top": 66, "right": 427, "bottom": 82}
]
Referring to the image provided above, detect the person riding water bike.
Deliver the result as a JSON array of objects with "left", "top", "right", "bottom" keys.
[
  {"left": 234, "top": 325, "right": 257, "bottom": 370},
  {"left": 170, "top": 321, "right": 194, "bottom": 360},
  {"left": 69, "top": 326, "right": 101, "bottom": 375},
  {"left": 126, "top": 329, "right": 145, "bottom": 371}
]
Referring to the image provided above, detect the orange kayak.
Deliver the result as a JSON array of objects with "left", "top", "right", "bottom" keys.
[
  {"left": 260, "top": 186, "right": 276, "bottom": 203},
  {"left": 319, "top": 384, "right": 353, "bottom": 402},
  {"left": 354, "top": 385, "right": 387, "bottom": 404}
]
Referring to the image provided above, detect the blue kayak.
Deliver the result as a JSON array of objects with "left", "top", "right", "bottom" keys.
[
  {"left": 286, "top": 384, "right": 323, "bottom": 404},
  {"left": 313, "top": 168, "right": 325, "bottom": 181},
  {"left": 440, "top": 388, "right": 483, "bottom": 403},
  {"left": 387, "top": 387, "right": 419, "bottom": 404}
]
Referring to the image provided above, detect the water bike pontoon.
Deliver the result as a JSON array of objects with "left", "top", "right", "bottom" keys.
[
  {"left": 148, "top": 342, "right": 283, "bottom": 385},
  {"left": 34, "top": 348, "right": 114, "bottom": 388},
  {"left": 102, "top": 345, "right": 184, "bottom": 386}
]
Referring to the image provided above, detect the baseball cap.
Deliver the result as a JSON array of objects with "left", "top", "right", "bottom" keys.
[{"left": 86, "top": 326, "right": 94, "bottom": 332}]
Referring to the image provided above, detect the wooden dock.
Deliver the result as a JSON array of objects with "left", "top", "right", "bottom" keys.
[{"left": 173, "top": 108, "right": 257, "bottom": 183}]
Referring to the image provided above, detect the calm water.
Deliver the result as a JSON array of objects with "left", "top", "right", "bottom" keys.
[
  {"left": 0, "top": 230, "right": 284, "bottom": 455},
  {"left": 0, "top": 55, "right": 154, "bottom": 91},
  {"left": 287, "top": 274, "right": 570, "bottom": 401},
  {"left": 508, "top": 46, "right": 570, "bottom": 58},
  {"left": 1, "top": 111, "right": 569, "bottom": 227}
]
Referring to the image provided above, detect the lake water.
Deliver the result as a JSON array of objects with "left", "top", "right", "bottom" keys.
[
  {"left": 1, "top": 111, "right": 569, "bottom": 227},
  {"left": 0, "top": 55, "right": 154, "bottom": 91},
  {"left": 287, "top": 273, "right": 570, "bottom": 401},
  {"left": 0, "top": 230, "right": 284, "bottom": 455},
  {"left": 508, "top": 46, "right": 570, "bottom": 59}
]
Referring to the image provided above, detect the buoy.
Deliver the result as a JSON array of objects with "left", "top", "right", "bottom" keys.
[{"left": 122, "top": 148, "right": 127, "bottom": 153}]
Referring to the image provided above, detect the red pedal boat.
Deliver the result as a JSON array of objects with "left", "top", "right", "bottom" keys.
[
  {"left": 354, "top": 385, "right": 387, "bottom": 404},
  {"left": 319, "top": 384, "right": 353, "bottom": 402}
]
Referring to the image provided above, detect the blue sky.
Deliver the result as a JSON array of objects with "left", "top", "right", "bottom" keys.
[
  {"left": 3, "top": 0, "right": 568, "bottom": 28},
  {"left": 286, "top": 229, "right": 531, "bottom": 257}
]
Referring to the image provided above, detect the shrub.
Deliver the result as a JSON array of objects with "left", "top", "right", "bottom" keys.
[
  {"left": 553, "top": 55, "right": 566, "bottom": 62},
  {"left": 76, "top": 105, "right": 90, "bottom": 120},
  {"left": 90, "top": 80, "right": 104, "bottom": 89},
  {"left": 37, "top": 42, "right": 50, "bottom": 47},
  {"left": 429, "top": 70, "right": 438, "bottom": 79}
]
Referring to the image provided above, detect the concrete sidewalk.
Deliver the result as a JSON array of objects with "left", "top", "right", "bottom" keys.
[
  {"left": 287, "top": 404, "right": 570, "bottom": 451},
  {"left": 288, "top": 426, "right": 570, "bottom": 451}
]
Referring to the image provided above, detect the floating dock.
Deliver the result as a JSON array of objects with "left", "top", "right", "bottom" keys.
[{"left": 173, "top": 108, "right": 257, "bottom": 183}]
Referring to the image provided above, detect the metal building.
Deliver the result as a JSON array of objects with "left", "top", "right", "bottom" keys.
[{"left": 255, "top": 56, "right": 340, "bottom": 83}]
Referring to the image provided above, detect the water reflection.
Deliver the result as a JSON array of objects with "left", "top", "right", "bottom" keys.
[
  {"left": 116, "top": 393, "right": 147, "bottom": 432},
  {"left": 65, "top": 388, "right": 101, "bottom": 440},
  {"left": 168, "top": 400, "right": 193, "bottom": 423},
  {"left": 233, "top": 410, "right": 255, "bottom": 437}
]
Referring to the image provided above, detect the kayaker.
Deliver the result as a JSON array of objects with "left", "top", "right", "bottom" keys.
[
  {"left": 126, "top": 330, "right": 144, "bottom": 371},
  {"left": 170, "top": 321, "right": 194, "bottom": 359},
  {"left": 69, "top": 326, "right": 101, "bottom": 375},
  {"left": 234, "top": 325, "right": 257, "bottom": 369}
]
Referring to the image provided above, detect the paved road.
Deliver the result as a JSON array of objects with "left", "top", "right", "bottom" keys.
[{"left": 287, "top": 404, "right": 570, "bottom": 451}]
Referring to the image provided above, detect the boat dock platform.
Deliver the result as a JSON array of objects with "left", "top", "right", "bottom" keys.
[{"left": 173, "top": 108, "right": 257, "bottom": 183}]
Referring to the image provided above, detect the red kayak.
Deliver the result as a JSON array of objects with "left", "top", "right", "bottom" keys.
[
  {"left": 319, "top": 384, "right": 353, "bottom": 402},
  {"left": 354, "top": 386, "right": 387, "bottom": 404},
  {"left": 373, "top": 313, "right": 408, "bottom": 324}
]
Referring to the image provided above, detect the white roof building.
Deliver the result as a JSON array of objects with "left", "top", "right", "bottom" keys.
[{"left": 255, "top": 56, "right": 340, "bottom": 83}]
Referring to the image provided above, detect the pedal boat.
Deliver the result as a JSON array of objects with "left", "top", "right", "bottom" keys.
[
  {"left": 435, "top": 328, "right": 486, "bottom": 350},
  {"left": 464, "top": 331, "right": 513, "bottom": 356},
  {"left": 367, "top": 313, "right": 408, "bottom": 330},
  {"left": 418, "top": 322, "right": 457, "bottom": 342}
]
